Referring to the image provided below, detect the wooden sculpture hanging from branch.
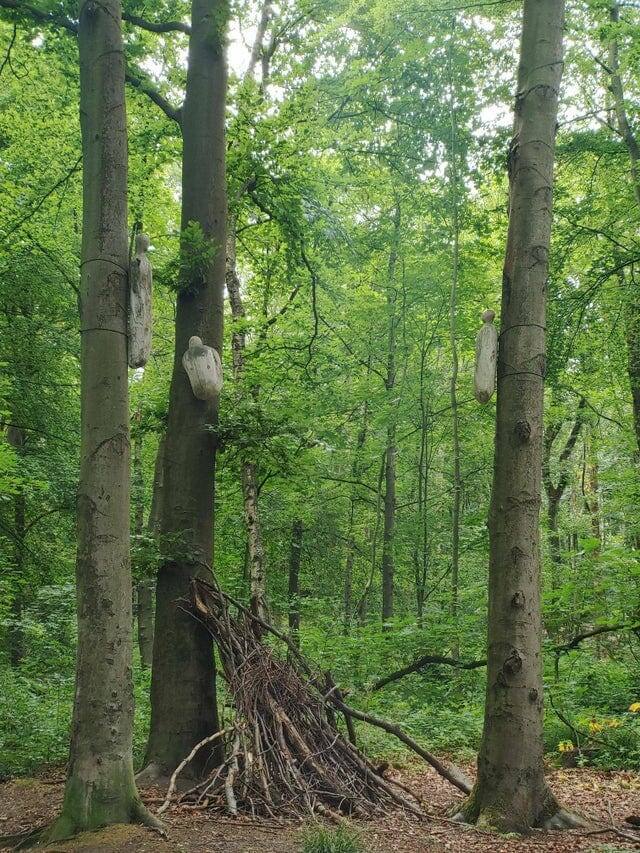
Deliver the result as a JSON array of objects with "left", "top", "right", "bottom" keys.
[
  {"left": 128, "top": 233, "right": 153, "bottom": 368},
  {"left": 182, "top": 336, "right": 223, "bottom": 401},
  {"left": 474, "top": 309, "right": 497, "bottom": 404}
]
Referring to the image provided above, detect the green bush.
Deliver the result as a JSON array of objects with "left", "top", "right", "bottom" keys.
[
  {"left": 301, "top": 823, "right": 365, "bottom": 853},
  {"left": 0, "top": 667, "right": 73, "bottom": 777}
]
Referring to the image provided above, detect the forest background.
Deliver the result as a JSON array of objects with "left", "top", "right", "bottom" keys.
[{"left": 1, "top": 0, "right": 640, "bottom": 788}]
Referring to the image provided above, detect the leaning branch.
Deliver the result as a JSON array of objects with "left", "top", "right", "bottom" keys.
[
  {"left": 329, "top": 695, "right": 472, "bottom": 795},
  {"left": 372, "top": 655, "right": 486, "bottom": 692},
  {"left": 122, "top": 12, "right": 190, "bottom": 35},
  {"left": 555, "top": 621, "right": 640, "bottom": 654},
  {"left": 373, "top": 622, "right": 640, "bottom": 691},
  {"left": 125, "top": 68, "right": 182, "bottom": 125}
]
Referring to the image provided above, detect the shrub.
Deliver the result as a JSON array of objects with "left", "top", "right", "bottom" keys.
[{"left": 301, "top": 823, "right": 365, "bottom": 853}]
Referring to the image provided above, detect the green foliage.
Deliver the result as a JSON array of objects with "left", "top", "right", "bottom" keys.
[
  {"left": 0, "top": 668, "right": 73, "bottom": 777},
  {"left": 165, "top": 221, "right": 219, "bottom": 296},
  {"left": 301, "top": 823, "right": 365, "bottom": 853}
]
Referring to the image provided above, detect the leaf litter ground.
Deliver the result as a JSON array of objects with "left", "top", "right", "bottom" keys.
[{"left": 2, "top": 763, "right": 640, "bottom": 852}]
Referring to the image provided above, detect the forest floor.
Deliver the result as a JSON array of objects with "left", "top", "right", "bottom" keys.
[{"left": 1, "top": 763, "right": 640, "bottom": 852}]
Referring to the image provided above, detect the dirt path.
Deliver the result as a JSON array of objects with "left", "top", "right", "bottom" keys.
[{"left": 1, "top": 765, "right": 639, "bottom": 851}]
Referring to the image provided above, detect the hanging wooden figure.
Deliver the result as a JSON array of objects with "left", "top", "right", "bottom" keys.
[
  {"left": 183, "top": 335, "right": 223, "bottom": 401},
  {"left": 474, "top": 309, "right": 497, "bottom": 404},
  {"left": 128, "top": 233, "right": 153, "bottom": 368}
]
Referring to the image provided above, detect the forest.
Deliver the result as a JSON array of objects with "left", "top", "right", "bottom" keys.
[{"left": 2, "top": 0, "right": 640, "bottom": 850}]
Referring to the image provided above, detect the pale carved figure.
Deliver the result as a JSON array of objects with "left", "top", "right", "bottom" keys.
[
  {"left": 182, "top": 335, "right": 223, "bottom": 401},
  {"left": 128, "top": 233, "right": 153, "bottom": 368},
  {"left": 474, "top": 309, "right": 497, "bottom": 404}
]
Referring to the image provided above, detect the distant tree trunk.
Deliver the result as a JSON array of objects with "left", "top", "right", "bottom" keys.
[
  {"left": 226, "top": 227, "right": 268, "bottom": 621},
  {"left": 542, "top": 401, "right": 584, "bottom": 599},
  {"left": 381, "top": 205, "right": 401, "bottom": 624},
  {"left": 143, "top": 0, "right": 228, "bottom": 782},
  {"left": 343, "top": 399, "right": 369, "bottom": 634},
  {"left": 46, "top": 0, "right": 155, "bottom": 837},
  {"left": 134, "top": 429, "right": 163, "bottom": 670},
  {"left": 288, "top": 519, "right": 303, "bottom": 647},
  {"left": 456, "top": 0, "right": 579, "bottom": 832},
  {"left": 414, "top": 328, "right": 432, "bottom": 626},
  {"left": 7, "top": 425, "right": 25, "bottom": 667},
  {"left": 447, "top": 40, "right": 462, "bottom": 655},
  {"left": 607, "top": 3, "right": 640, "bottom": 456},
  {"left": 583, "top": 439, "right": 602, "bottom": 548},
  {"left": 9, "top": 485, "right": 25, "bottom": 667},
  {"left": 357, "top": 453, "right": 385, "bottom": 625}
]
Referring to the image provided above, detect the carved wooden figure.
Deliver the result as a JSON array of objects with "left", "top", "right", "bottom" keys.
[
  {"left": 474, "top": 309, "right": 497, "bottom": 404},
  {"left": 128, "top": 233, "right": 153, "bottom": 368},
  {"left": 182, "top": 336, "right": 223, "bottom": 401}
]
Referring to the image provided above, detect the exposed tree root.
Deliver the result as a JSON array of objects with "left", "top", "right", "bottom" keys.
[{"left": 158, "top": 577, "right": 469, "bottom": 821}]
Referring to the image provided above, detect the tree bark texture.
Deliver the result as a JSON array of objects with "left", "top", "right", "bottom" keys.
[
  {"left": 456, "top": 0, "right": 579, "bottom": 833},
  {"left": 144, "top": 0, "right": 229, "bottom": 781},
  {"left": 49, "top": 0, "right": 152, "bottom": 836}
]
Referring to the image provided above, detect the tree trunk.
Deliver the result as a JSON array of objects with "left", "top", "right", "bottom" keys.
[
  {"left": 607, "top": 4, "right": 640, "bottom": 456},
  {"left": 381, "top": 205, "right": 401, "bottom": 624},
  {"left": 7, "top": 425, "right": 26, "bottom": 668},
  {"left": 343, "top": 398, "right": 369, "bottom": 634},
  {"left": 288, "top": 519, "right": 303, "bottom": 647},
  {"left": 381, "top": 430, "right": 396, "bottom": 623},
  {"left": 132, "top": 418, "right": 153, "bottom": 669},
  {"left": 415, "top": 329, "right": 431, "bottom": 626},
  {"left": 135, "top": 434, "right": 164, "bottom": 668},
  {"left": 47, "top": 0, "right": 154, "bottom": 836},
  {"left": 143, "top": 0, "right": 228, "bottom": 782},
  {"left": 226, "top": 227, "right": 268, "bottom": 621},
  {"left": 542, "top": 402, "right": 585, "bottom": 603},
  {"left": 447, "top": 42, "right": 462, "bottom": 655},
  {"left": 9, "top": 484, "right": 25, "bottom": 667},
  {"left": 584, "top": 441, "right": 602, "bottom": 548},
  {"left": 455, "top": 0, "right": 579, "bottom": 832}
]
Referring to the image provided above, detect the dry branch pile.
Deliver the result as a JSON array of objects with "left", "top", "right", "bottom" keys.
[{"left": 160, "top": 578, "right": 430, "bottom": 821}]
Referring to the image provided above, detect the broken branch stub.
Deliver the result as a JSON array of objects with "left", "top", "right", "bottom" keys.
[
  {"left": 128, "top": 233, "right": 153, "bottom": 368},
  {"left": 474, "top": 309, "right": 497, "bottom": 404},
  {"left": 182, "top": 335, "right": 223, "bottom": 401}
]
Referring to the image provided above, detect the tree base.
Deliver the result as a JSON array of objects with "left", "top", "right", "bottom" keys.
[
  {"left": 451, "top": 783, "right": 586, "bottom": 834},
  {"left": 136, "top": 763, "right": 172, "bottom": 789},
  {"left": 10, "top": 796, "right": 163, "bottom": 849}
]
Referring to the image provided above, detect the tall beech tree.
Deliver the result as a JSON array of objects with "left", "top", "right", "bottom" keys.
[
  {"left": 46, "top": 0, "right": 155, "bottom": 837},
  {"left": 142, "top": 0, "right": 230, "bottom": 781},
  {"left": 455, "top": 0, "right": 581, "bottom": 832}
]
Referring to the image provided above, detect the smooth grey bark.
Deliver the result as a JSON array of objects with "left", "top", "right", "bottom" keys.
[
  {"left": 46, "top": 0, "right": 155, "bottom": 837},
  {"left": 143, "top": 0, "right": 228, "bottom": 782},
  {"left": 455, "top": 0, "right": 581, "bottom": 832},
  {"left": 381, "top": 205, "right": 401, "bottom": 624}
]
